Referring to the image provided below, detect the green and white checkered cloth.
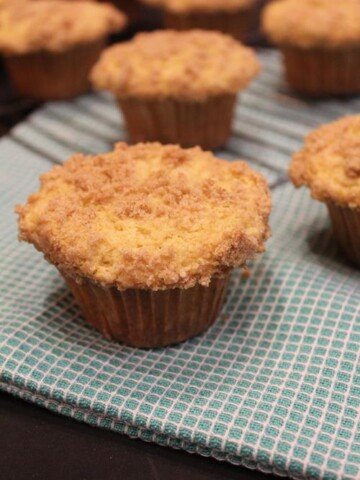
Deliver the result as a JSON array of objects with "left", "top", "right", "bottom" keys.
[{"left": 0, "top": 50, "right": 359, "bottom": 480}]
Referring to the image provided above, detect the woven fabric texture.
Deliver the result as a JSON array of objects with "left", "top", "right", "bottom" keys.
[{"left": 0, "top": 50, "right": 359, "bottom": 480}]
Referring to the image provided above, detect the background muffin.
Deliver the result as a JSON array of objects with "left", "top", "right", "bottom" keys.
[
  {"left": 262, "top": 0, "right": 360, "bottom": 96},
  {"left": 91, "top": 30, "right": 260, "bottom": 149},
  {"left": 17, "top": 142, "right": 271, "bottom": 348},
  {"left": 290, "top": 115, "right": 360, "bottom": 266},
  {"left": 0, "top": 1, "right": 126, "bottom": 100},
  {"left": 140, "top": 0, "right": 266, "bottom": 43}
]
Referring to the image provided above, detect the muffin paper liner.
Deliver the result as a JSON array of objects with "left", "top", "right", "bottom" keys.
[
  {"left": 164, "top": 7, "right": 261, "bottom": 43},
  {"left": 327, "top": 203, "right": 360, "bottom": 267},
  {"left": 5, "top": 40, "right": 105, "bottom": 100},
  {"left": 64, "top": 274, "right": 230, "bottom": 348},
  {"left": 282, "top": 47, "right": 360, "bottom": 97},
  {"left": 118, "top": 95, "right": 236, "bottom": 149}
]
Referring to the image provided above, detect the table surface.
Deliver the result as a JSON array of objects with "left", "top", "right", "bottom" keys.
[{"left": 1, "top": 392, "right": 276, "bottom": 480}]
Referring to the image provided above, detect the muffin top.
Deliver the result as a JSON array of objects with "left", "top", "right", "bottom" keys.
[
  {"left": 17, "top": 143, "right": 271, "bottom": 291},
  {"left": 0, "top": 1, "right": 126, "bottom": 55},
  {"left": 140, "top": 0, "right": 257, "bottom": 14},
  {"left": 290, "top": 115, "right": 360, "bottom": 210},
  {"left": 91, "top": 30, "right": 260, "bottom": 101},
  {"left": 262, "top": 0, "right": 360, "bottom": 48}
]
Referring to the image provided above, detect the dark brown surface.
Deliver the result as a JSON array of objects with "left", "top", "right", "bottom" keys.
[
  {"left": 0, "top": 392, "right": 277, "bottom": 480},
  {"left": 0, "top": 61, "right": 38, "bottom": 135}
]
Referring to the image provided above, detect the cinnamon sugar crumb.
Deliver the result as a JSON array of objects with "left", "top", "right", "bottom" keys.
[
  {"left": 263, "top": 0, "right": 360, "bottom": 48},
  {"left": 0, "top": 1, "right": 126, "bottom": 55},
  {"left": 290, "top": 115, "right": 360, "bottom": 210},
  {"left": 17, "top": 143, "right": 271, "bottom": 291},
  {"left": 91, "top": 30, "right": 261, "bottom": 101}
]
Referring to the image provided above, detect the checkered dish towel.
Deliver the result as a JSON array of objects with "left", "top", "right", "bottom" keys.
[{"left": 1, "top": 51, "right": 359, "bottom": 480}]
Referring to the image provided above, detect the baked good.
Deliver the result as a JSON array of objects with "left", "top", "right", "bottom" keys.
[
  {"left": 17, "top": 142, "right": 271, "bottom": 347},
  {"left": 0, "top": 1, "right": 126, "bottom": 99},
  {"left": 140, "top": 0, "right": 265, "bottom": 43},
  {"left": 91, "top": 30, "right": 260, "bottom": 149},
  {"left": 290, "top": 115, "right": 360, "bottom": 266},
  {"left": 262, "top": 0, "right": 360, "bottom": 96}
]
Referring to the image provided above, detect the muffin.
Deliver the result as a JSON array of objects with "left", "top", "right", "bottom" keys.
[
  {"left": 140, "top": 0, "right": 266, "bottom": 43},
  {"left": 290, "top": 115, "right": 360, "bottom": 267},
  {"left": 17, "top": 142, "right": 271, "bottom": 348},
  {"left": 91, "top": 30, "right": 260, "bottom": 149},
  {"left": 0, "top": 1, "right": 126, "bottom": 100},
  {"left": 262, "top": 0, "right": 360, "bottom": 96}
]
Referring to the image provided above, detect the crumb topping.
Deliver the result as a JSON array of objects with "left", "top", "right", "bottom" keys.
[
  {"left": 262, "top": 0, "right": 360, "bottom": 48},
  {"left": 17, "top": 143, "right": 271, "bottom": 291},
  {"left": 91, "top": 30, "right": 260, "bottom": 101},
  {"left": 0, "top": 1, "right": 126, "bottom": 55},
  {"left": 290, "top": 115, "right": 360, "bottom": 210},
  {"left": 139, "top": 0, "right": 257, "bottom": 14}
]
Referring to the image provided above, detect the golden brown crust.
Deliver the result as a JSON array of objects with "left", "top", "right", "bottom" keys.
[
  {"left": 290, "top": 115, "right": 360, "bottom": 210},
  {"left": 17, "top": 143, "right": 271, "bottom": 291},
  {"left": 140, "top": 0, "right": 257, "bottom": 14},
  {"left": 91, "top": 30, "right": 260, "bottom": 101},
  {"left": 262, "top": 0, "right": 360, "bottom": 49},
  {"left": 0, "top": 1, "right": 126, "bottom": 55}
]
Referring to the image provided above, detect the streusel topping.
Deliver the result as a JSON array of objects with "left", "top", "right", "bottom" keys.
[
  {"left": 91, "top": 30, "right": 260, "bottom": 101},
  {"left": 0, "top": 1, "right": 126, "bottom": 54},
  {"left": 290, "top": 115, "right": 360, "bottom": 209},
  {"left": 17, "top": 143, "right": 271, "bottom": 290},
  {"left": 263, "top": 0, "right": 360, "bottom": 48}
]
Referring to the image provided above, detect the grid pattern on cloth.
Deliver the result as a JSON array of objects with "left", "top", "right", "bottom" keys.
[{"left": 0, "top": 50, "right": 359, "bottom": 480}]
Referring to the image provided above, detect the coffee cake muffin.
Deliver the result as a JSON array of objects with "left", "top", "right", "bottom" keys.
[
  {"left": 262, "top": 0, "right": 360, "bottom": 96},
  {"left": 290, "top": 115, "right": 360, "bottom": 266},
  {"left": 17, "top": 142, "right": 271, "bottom": 347},
  {"left": 0, "top": 1, "right": 126, "bottom": 99},
  {"left": 140, "top": 0, "right": 265, "bottom": 43},
  {"left": 91, "top": 30, "right": 260, "bottom": 149}
]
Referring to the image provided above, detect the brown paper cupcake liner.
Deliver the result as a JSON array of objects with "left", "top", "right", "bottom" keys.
[
  {"left": 327, "top": 203, "right": 360, "bottom": 267},
  {"left": 282, "top": 47, "right": 360, "bottom": 97},
  {"left": 65, "top": 273, "right": 231, "bottom": 348},
  {"left": 164, "top": 7, "right": 261, "bottom": 43},
  {"left": 118, "top": 95, "right": 236, "bottom": 149},
  {"left": 5, "top": 39, "right": 106, "bottom": 100}
]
